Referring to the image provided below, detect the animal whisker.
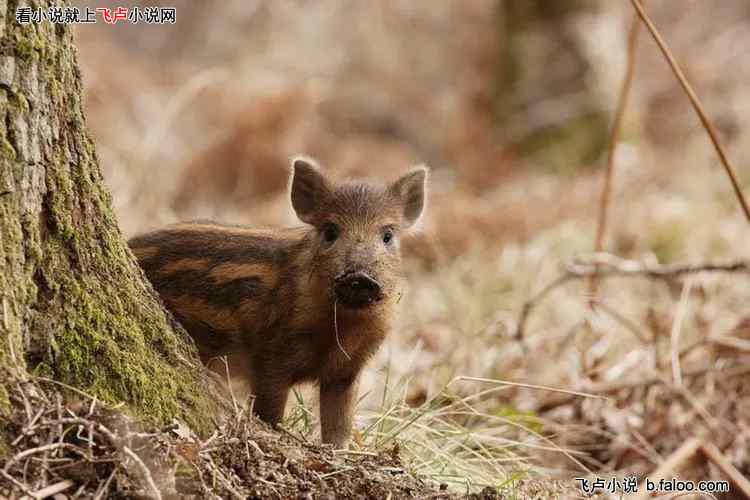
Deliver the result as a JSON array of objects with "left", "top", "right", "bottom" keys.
[{"left": 333, "top": 299, "right": 352, "bottom": 360}]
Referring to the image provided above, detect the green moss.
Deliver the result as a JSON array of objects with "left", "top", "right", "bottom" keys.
[
  {"left": 0, "top": 373, "right": 10, "bottom": 415},
  {"left": 1, "top": 137, "right": 16, "bottom": 161},
  {"left": 9, "top": 93, "right": 30, "bottom": 113},
  {"left": 30, "top": 362, "right": 54, "bottom": 378},
  {"left": 14, "top": 22, "right": 47, "bottom": 61},
  {"left": 49, "top": 79, "right": 63, "bottom": 102},
  {"left": 15, "top": 38, "right": 36, "bottom": 60},
  {"left": 46, "top": 159, "right": 77, "bottom": 241},
  {"left": 42, "top": 260, "right": 215, "bottom": 434},
  {"left": 14, "top": 36, "right": 45, "bottom": 61}
]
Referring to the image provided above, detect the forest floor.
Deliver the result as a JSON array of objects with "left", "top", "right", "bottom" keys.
[
  {"left": 1, "top": 377, "right": 579, "bottom": 499},
  {"left": 1, "top": 378, "right": 437, "bottom": 499}
]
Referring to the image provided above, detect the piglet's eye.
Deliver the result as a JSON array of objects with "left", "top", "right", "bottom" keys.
[
  {"left": 382, "top": 228, "right": 394, "bottom": 245},
  {"left": 322, "top": 223, "right": 340, "bottom": 243}
]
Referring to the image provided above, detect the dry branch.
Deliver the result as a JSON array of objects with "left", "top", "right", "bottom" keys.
[
  {"left": 537, "top": 363, "right": 750, "bottom": 413},
  {"left": 24, "top": 479, "right": 74, "bottom": 499},
  {"left": 515, "top": 253, "right": 750, "bottom": 342},
  {"left": 123, "top": 446, "right": 163, "bottom": 500},
  {"left": 631, "top": 438, "right": 703, "bottom": 500},
  {"left": 590, "top": 10, "right": 642, "bottom": 300},
  {"left": 633, "top": 439, "right": 750, "bottom": 500},
  {"left": 701, "top": 442, "right": 750, "bottom": 497},
  {"left": 629, "top": 0, "right": 750, "bottom": 222}
]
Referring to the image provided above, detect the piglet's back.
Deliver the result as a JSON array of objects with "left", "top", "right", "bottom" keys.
[{"left": 128, "top": 222, "right": 305, "bottom": 357}]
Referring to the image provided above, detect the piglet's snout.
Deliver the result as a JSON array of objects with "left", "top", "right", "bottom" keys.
[{"left": 334, "top": 271, "right": 383, "bottom": 308}]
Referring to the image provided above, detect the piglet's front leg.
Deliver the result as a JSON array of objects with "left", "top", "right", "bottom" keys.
[
  {"left": 319, "top": 375, "right": 359, "bottom": 448},
  {"left": 251, "top": 375, "right": 291, "bottom": 428}
]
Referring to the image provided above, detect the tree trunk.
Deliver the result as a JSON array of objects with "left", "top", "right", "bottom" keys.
[{"left": 0, "top": 0, "right": 217, "bottom": 442}]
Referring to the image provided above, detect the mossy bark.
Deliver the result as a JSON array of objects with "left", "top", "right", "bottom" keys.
[{"left": 0, "top": 0, "right": 217, "bottom": 442}]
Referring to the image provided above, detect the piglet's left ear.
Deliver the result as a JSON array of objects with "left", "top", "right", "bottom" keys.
[
  {"left": 389, "top": 165, "right": 428, "bottom": 228},
  {"left": 290, "top": 156, "right": 330, "bottom": 225}
]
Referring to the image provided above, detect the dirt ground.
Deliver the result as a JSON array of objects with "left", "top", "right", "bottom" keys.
[{"left": 2, "top": 379, "right": 579, "bottom": 499}]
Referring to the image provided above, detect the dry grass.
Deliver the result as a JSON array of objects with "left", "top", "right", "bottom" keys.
[{"left": 1, "top": 377, "right": 448, "bottom": 499}]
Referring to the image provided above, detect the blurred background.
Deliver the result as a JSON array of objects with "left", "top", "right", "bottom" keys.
[{"left": 75, "top": 0, "right": 750, "bottom": 490}]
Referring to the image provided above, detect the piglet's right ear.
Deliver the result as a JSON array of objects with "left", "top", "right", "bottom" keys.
[{"left": 290, "top": 156, "right": 330, "bottom": 225}]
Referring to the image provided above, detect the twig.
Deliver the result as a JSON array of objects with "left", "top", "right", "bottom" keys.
[
  {"left": 202, "top": 457, "right": 245, "bottom": 499},
  {"left": 318, "top": 466, "right": 356, "bottom": 479},
  {"left": 630, "top": 0, "right": 750, "bottom": 222},
  {"left": 632, "top": 438, "right": 703, "bottom": 500},
  {"left": 538, "top": 363, "right": 750, "bottom": 412},
  {"left": 200, "top": 431, "right": 219, "bottom": 449},
  {"left": 333, "top": 449, "right": 379, "bottom": 457},
  {"left": 671, "top": 380, "right": 734, "bottom": 435},
  {"left": 276, "top": 424, "right": 312, "bottom": 447},
  {"left": 25, "top": 479, "right": 74, "bottom": 499},
  {"left": 92, "top": 467, "right": 118, "bottom": 500},
  {"left": 568, "top": 254, "right": 750, "bottom": 279},
  {"left": 1, "top": 469, "right": 34, "bottom": 495},
  {"left": 515, "top": 274, "right": 575, "bottom": 342},
  {"left": 516, "top": 254, "right": 750, "bottom": 341},
  {"left": 634, "top": 439, "right": 750, "bottom": 500},
  {"left": 12, "top": 407, "right": 46, "bottom": 446},
  {"left": 593, "top": 301, "right": 650, "bottom": 344},
  {"left": 246, "top": 438, "right": 265, "bottom": 457},
  {"left": 3, "top": 443, "right": 89, "bottom": 473},
  {"left": 123, "top": 446, "right": 162, "bottom": 500},
  {"left": 709, "top": 334, "right": 750, "bottom": 353},
  {"left": 87, "top": 395, "right": 98, "bottom": 417},
  {"left": 40, "top": 417, "right": 121, "bottom": 446},
  {"left": 590, "top": 10, "right": 642, "bottom": 301},
  {"left": 701, "top": 442, "right": 750, "bottom": 497},
  {"left": 16, "top": 382, "right": 34, "bottom": 422}
]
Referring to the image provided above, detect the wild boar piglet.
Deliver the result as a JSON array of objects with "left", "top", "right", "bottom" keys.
[{"left": 129, "top": 157, "right": 428, "bottom": 447}]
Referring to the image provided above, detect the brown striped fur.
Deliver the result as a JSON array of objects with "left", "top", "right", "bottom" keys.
[{"left": 129, "top": 157, "right": 427, "bottom": 448}]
